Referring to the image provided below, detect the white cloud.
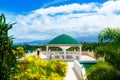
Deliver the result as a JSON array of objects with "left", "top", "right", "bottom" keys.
[
  {"left": 35, "top": 3, "right": 96, "bottom": 15},
  {"left": 8, "top": 0, "right": 120, "bottom": 41},
  {"left": 98, "top": 0, "right": 120, "bottom": 15},
  {"left": 42, "top": 0, "right": 69, "bottom": 8}
]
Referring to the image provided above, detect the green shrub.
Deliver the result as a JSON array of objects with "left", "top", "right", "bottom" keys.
[
  {"left": 105, "top": 49, "right": 120, "bottom": 70},
  {"left": 87, "top": 62, "right": 117, "bottom": 80}
]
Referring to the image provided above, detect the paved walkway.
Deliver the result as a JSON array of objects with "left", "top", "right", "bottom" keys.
[{"left": 64, "top": 62, "right": 80, "bottom": 80}]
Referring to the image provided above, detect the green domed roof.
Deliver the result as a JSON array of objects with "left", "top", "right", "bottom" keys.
[{"left": 48, "top": 34, "right": 79, "bottom": 44}]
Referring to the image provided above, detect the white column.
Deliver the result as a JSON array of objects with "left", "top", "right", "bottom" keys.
[
  {"left": 46, "top": 46, "right": 49, "bottom": 59},
  {"left": 79, "top": 46, "right": 82, "bottom": 53},
  {"left": 46, "top": 46, "right": 48, "bottom": 53},
  {"left": 59, "top": 46, "right": 70, "bottom": 61},
  {"left": 63, "top": 48, "right": 66, "bottom": 60},
  {"left": 79, "top": 46, "right": 82, "bottom": 59},
  {"left": 73, "top": 49, "right": 76, "bottom": 59},
  {"left": 49, "top": 49, "right": 51, "bottom": 59}
]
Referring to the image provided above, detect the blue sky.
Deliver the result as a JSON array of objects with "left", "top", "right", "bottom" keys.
[
  {"left": 1, "top": 0, "right": 120, "bottom": 42},
  {"left": 0, "top": 0, "right": 107, "bottom": 13}
]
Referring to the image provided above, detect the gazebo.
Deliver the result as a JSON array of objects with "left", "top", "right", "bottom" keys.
[{"left": 46, "top": 34, "right": 82, "bottom": 61}]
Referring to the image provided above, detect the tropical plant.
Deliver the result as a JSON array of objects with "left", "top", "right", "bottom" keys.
[
  {"left": 0, "top": 13, "right": 16, "bottom": 79},
  {"left": 98, "top": 27, "right": 120, "bottom": 45}
]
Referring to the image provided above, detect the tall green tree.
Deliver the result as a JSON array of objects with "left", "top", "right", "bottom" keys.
[{"left": 0, "top": 13, "right": 16, "bottom": 79}]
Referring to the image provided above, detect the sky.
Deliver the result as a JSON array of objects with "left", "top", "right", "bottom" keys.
[{"left": 1, "top": 0, "right": 120, "bottom": 42}]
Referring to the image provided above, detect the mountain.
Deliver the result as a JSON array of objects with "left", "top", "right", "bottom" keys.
[
  {"left": 13, "top": 36, "right": 98, "bottom": 46},
  {"left": 13, "top": 40, "right": 49, "bottom": 46},
  {"left": 76, "top": 36, "right": 98, "bottom": 43}
]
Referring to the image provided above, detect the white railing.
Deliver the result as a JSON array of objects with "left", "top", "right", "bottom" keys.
[
  {"left": 74, "top": 60, "right": 87, "bottom": 80},
  {"left": 47, "top": 51, "right": 80, "bottom": 60}
]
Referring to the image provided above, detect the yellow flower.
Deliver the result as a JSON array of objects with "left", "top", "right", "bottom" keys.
[
  {"left": 25, "top": 55, "right": 35, "bottom": 62},
  {"left": 27, "top": 69, "right": 30, "bottom": 72}
]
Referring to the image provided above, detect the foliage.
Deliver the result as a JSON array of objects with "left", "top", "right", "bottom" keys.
[
  {"left": 87, "top": 28, "right": 120, "bottom": 80},
  {"left": 105, "top": 49, "right": 120, "bottom": 71},
  {"left": 98, "top": 27, "right": 120, "bottom": 45},
  {"left": 48, "top": 47, "right": 62, "bottom": 51},
  {"left": 13, "top": 45, "right": 46, "bottom": 53},
  {"left": 87, "top": 62, "right": 118, "bottom": 80},
  {"left": 82, "top": 42, "right": 99, "bottom": 51},
  {"left": 67, "top": 47, "right": 79, "bottom": 51},
  {"left": 94, "top": 46, "right": 106, "bottom": 58},
  {"left": 12, "top": 46, "right": 25, "bottom": 58},
  {"left": 81, "top": 42, "right": 110, "bottom": 52},
  {"left": 12, "top": 55, "right": 68, "bottom": 80},
  {"left": 23, "top": 45, "right": 46, "bottom": 51},
  {"left": 0, "top": 13, "right": 16, "bottom": 79},
  {"left": 94, "top": 44, "right": 117, "bottom": 59}
]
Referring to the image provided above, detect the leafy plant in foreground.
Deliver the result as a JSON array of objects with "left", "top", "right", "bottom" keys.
[
  {"left": 87, "top": 62, "right": 117, "bottom": 80},
  {"left": 0, "top": 13, "right": 16, "bottom": 79}
]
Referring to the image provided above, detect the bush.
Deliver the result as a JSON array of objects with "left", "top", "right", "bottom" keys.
[
  {"left": 87, "top": 62, "right": 117, "bottom": 80},
  {"left": 12, "top": 46, "right": 25, "bottom": 58},
  {"left": 12, "top": 55, "right": 68, "bottom": 80},
  {"left": 105, "top": 49, "right": 120, "bottom": 70}
]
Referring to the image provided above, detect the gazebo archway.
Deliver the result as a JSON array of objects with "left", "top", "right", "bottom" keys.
[{"left": 46, "top": 34, "right": 82, "bottom": 61}]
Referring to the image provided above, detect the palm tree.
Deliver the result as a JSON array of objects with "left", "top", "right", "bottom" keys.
[
  {"left": 98, "top": 27, "right": 120, "bottom": 45},
  {"left": 0, "top": 13, "right": 16, "bottom": 79}
]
